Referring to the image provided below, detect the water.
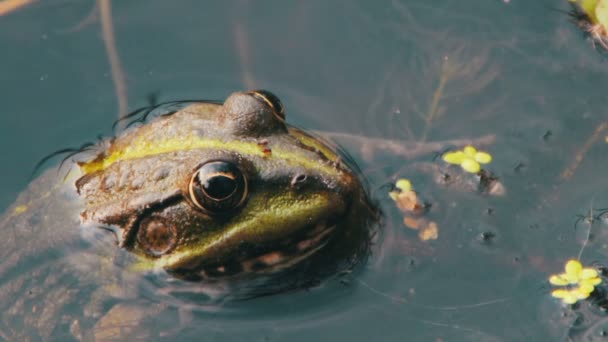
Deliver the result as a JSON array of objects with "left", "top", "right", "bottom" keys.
[{"left": 2, "top": 0, "right": 608, "bottom": 340}]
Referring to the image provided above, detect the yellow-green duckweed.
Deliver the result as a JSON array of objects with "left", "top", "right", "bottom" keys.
[
  {"left": 442, "top": 145, "right": 492, "bottom": 174},
  {"left": 549, "top": 259, "right": 602, "bottom": 304}
]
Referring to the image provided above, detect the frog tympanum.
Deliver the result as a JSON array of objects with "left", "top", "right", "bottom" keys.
[{"left": 0, "top": 90, "right": 377, "bottom": 339}]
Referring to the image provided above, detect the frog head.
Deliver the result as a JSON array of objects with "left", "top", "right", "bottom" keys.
[{"left": 75, "top": 90, "right": 376, "bottom": 281}]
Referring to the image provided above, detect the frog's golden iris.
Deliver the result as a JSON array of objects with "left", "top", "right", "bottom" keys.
[{"left": 188, "top": 160, "right": 249, "bottom": 214}]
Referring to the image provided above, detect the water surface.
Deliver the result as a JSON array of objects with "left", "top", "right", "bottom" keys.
[{"left": 2, "top": 1, "right": 608, "bottom": 340}]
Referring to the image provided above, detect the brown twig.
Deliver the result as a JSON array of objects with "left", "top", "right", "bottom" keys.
[
  {"left": 98, "top": 0, "right": 128, "bottom": 129},
  {"left": 319, "top": 131, "right": 496, "bottom": 161},
  {"left": 233, "top": 0, "right": 255, "bottom": 90},
  {"left": 560, "top": 121, "right": 608, "bottom": 180},
  {"left": 234, "top": 23, "right": 255, "bottom": 90},
  {"left": 0, "top": 0, "right": 34, "bottom": 16}
]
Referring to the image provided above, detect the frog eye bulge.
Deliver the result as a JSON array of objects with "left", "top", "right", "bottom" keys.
[
  {"left": 189, "top": 161, "right": 248, "bottom": 214},
  {"left": 250, "top": 90, "right": 285, "bottom": 120}
]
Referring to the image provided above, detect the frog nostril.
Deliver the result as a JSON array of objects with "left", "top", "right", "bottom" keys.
[
  {"left": 137, "top": 216, "right": 177, "bottom": 256},
  {"left": 290, "top": 174, "right": 308, "bottom": 187}
]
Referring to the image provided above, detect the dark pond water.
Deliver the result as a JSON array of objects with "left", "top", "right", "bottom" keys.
[{"left": 2, "top": 0, "right": 608, "bottom": 340}]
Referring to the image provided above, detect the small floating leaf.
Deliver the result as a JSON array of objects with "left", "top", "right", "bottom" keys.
[
  {"left": 441, "top": 145, "right": 492, "bottom": 174},
  {"left": 565, "top": 260, "right": 583, "bottom": 278},
  {"left": 442, "top": 151, "right": 466, "bottom": 164},
  {"left": 461, "top": 158, "right": 481, "bottom": 173},
  {"left": 571, "top": 0, "right": 601, "bottom": 23},
  {"left": 395, "top": 179, "right": 412, "bottom": 192},
  {"left": 463, "top": 145, "right": 477, "bottom": 157},
  {"left": 475, "top": 152, "right": 492, "bottom": 164},
  {"left": 596, "top": 0, "right": 608, "bottom": 27},
  {"left": 549, "top": 275, "right": 570, "bottom": 286},
  {"left": 581, "top": 268, "right": 599, "bottom": 279},
  {"left": 549, "top": 259, "right": 602, "bottom": 305}
]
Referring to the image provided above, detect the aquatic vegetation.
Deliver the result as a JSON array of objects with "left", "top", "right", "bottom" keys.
[
  {"left": 392, "top": 178, "right": 413, "bottom": 193},
  {"left": 561, "top": 121, "right": 608, "bottom": 180},
  {"left": 389, "top": 178, "right": 421, "bottom": 213},
  {"left": 416, "top": 221, "right": 438, "bottom": 241},
  {"left": 569, "top": 0, "right": 608, "bottom": 27},
  {"left": 549, "top": 259, "right": 602, "bottom": 304},
  {"left": 389, "top": 179, "right": 438, "bottom": 241},
  {"left": 442, "top": 145, "right": 492, "bottom": 174},
  {"left": 569, "top": 0, "right": 608, "bottom": 49},
  {"left": 374, "top": 4, "right": 502, "bottom": 144}
]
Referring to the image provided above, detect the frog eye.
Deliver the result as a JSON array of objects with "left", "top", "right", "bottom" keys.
[
  {"left": 189, "top": 161, "right": 248, "bottom": 214},
  {"left": 250, "top": 90, "right": 285, "bottom": 120},
  {"left": 137, "top": 216, "right": 177, "bottom": 256}
]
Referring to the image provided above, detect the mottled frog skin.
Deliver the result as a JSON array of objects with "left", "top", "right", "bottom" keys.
[{"left": 0, "top": 90, "right": 376, "bottom": 340}]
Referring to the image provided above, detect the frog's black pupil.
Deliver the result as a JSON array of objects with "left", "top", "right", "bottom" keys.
[
  {"left": 189, "top": 160, "right": 248, "bottom": 214},
  {"left": 203, "top": 175, "right": 236, "bottom": 200}
]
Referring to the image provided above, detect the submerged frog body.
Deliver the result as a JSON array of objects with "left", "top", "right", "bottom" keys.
[{"left": 0, "top": 90, "right": 376, "bottom": 339}]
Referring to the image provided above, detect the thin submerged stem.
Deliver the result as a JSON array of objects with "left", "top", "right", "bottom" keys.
[
  {"left": 98, "top": 0, "right": 129, "bottom": 130},
  {"left": 319, "top": 131, "right": 495, "bottom": 161},
  {"left": 234, "top": 0, "right": 256, "bottom": 89},
  {"left": 561, "top": 121, "right": 608, "bottom": 180},
  {"left": 577, "top": 200, "right": 595, "bottom": 261},
  {"left": 420, "top": 57, "right": 449, "bottom": 142}
]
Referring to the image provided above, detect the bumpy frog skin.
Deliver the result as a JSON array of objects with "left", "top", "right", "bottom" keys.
[
  {"left": 75, "top": 90, "right": 374, "bottom": 278},
  {"left": 0, "top": 90, "right": 376, "bottom": 339}
]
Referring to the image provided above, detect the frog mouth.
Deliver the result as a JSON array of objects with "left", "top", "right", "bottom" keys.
[{"left": 192, "top": 219, "right": 338, "bottom": 279}]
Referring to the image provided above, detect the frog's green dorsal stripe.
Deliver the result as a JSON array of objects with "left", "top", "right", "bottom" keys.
[{"left": 80, "top": 129, "right": 342, "bottom": 177}]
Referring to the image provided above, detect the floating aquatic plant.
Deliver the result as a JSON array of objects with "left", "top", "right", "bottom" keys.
[
  {"left": 391, "top": 179, "right": 412, "bottom": 194},
  {"left": 549, "top": 259, "right": 602, "bottom": 304},
  {"left": 569, "top": 0, "right": 608, "bottom": 49},
  {"left": 442, "top": 145, "right": 492, "bottom": 174},
  {"left": 389, "top": 178, "right": 420, "bottom": 213},
  {"left": 389, "top": 179, "right": 438, "bottom": 241}
]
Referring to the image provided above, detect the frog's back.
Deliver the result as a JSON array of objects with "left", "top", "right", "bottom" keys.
[{"left": 0, "top": 168, "right": 99, "bottom": 340}]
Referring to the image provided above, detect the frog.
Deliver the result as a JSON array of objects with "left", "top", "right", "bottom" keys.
[{"left": 0, "top": 90, "right": 378, "bottom": 340}]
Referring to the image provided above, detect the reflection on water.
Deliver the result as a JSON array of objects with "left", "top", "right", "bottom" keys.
[{"left": 2, "top": 0, "right": 608, "bottom": 340}]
